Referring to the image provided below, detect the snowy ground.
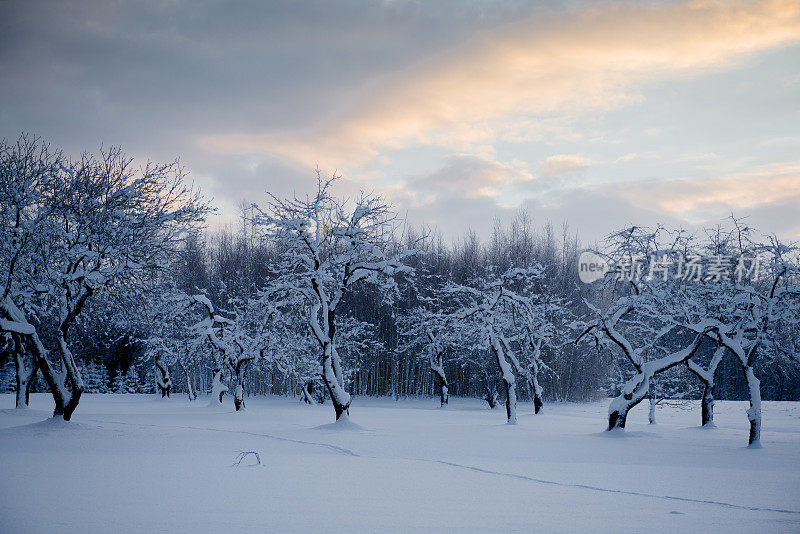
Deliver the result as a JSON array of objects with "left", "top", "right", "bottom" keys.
[{"left": 1, "top": 394, "right": 799, "bottom": 533}]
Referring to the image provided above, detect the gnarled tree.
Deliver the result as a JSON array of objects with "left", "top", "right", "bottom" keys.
[{"left": 255, "top": 174, "right": 413, "bottom": 421}]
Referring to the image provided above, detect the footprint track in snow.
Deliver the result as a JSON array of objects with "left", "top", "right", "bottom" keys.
[{"left": 85, "top": 417, "right": 800, "bottom": 517}]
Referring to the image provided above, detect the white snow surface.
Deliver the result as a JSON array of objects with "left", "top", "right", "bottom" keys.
[{"left": 1, "top": 394, "right": 799, "bottom": 533}]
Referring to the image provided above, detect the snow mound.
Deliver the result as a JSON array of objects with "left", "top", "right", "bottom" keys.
[
  {"left": 314, "top": 415, "right": 365, "bottom": 431},
  {"left": 4, "top": 417, "right": 91, "bottom": 434}
]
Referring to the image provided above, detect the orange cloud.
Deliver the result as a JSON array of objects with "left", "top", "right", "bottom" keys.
[
  {"left": 204, "top": 0, "right": 800, "bottom": 170},
  {"left": 617, "top": 162, "right": 800, "bottom": 218},
  {"left": 540, "top": 155, "right": 593, "bottom": 176}
]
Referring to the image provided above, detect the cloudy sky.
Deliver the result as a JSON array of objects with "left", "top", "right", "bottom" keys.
[{"left": 2, "top": 0, "right": 799, "bottom": 243}]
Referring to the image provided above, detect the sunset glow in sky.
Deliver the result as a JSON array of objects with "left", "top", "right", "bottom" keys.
[{"left": 2, "top": 0, "right": 799, "bottom": 242}]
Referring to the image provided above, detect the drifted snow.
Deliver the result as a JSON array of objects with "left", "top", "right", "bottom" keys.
[
  {"left": 314, "top": 413, "right": 364, "bottom": 431},
  {"left": 1, "top": 394, "right": 799, "bottom": 533}
]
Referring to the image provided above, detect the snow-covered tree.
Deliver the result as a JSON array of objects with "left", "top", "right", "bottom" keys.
[
  {"left": 6, "top": 333, "right": 37, "bottom": 406},
  {"left": 336, "top": 314, "right": 385, "bottom": 397},
  {"left": 517, "top": 290, "right": 566, "bottom": 414},
  {"left": 576, "top": 226, "right": 715, "bottom": 431},
  {"left": 0, "top": 135, "right": 64, "bottom": 408},
  {"left": 142, "top": 285, "right": 203, "bottom": 401},
  {"left": 257, "top": 297, "right": 321, "bottom": 402},
  {"left": 111, "top": 369, "right": 126, "bottom": 393},
  {"left": 675, "top": 223, "right": 800, "bottom": 446},
  {"left": 155, "top": 351, "right": 172, "bottom": 398},
  {"left": 138, "top": 285, "right": 188, "bottom": 399},
  {"left": 185, "top": 293, "right": 266, "bottom": 410},
  {"left": 398, "top": 305, "right": 454, "bottom": 406},
  {"left": 254, "top": 173, "right": 414, "bottom": 421},
  {"left": 0, "top": 138, "right": 209, "bottom": 419},
  {"left": 447, "top": 267, "right": 547, "bottom": 424},
  {"left": 397, "top": 272, "right": 471, "bottom": 407},
  {"left": 83, "top": 361, "right": 111, "bottom": 393},
  {"left": 577, "top": 294, "right": 711, "bottom": 431},
  {"left": 578, "top": 222, "right": 800, "bottom": 445},
  {"left": 123, "top": 367, "right": 139, "bottom": 393}
]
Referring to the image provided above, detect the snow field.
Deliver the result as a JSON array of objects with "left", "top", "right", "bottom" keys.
[{"left": 1, "top": 394, "right": 799, "bottom": 533}]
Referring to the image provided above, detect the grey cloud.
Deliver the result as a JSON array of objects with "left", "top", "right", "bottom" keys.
[
  {"left": 394, "top": 175, "right": 687, "bottom": 245},
  {"left": 0, "top": 0, "right": 543, "bottom": 218},
  {"left": 401, "top": 154, "right": 532, "bottom": 205},
  {"left": 0, "top": 0, "right": 538, "bottom": 146},
  {"left": 2, "top": 0, "right": 797, "bottom": 245},
  {"left": 398, "top": 177, "right": 797, "bottom": 247}
]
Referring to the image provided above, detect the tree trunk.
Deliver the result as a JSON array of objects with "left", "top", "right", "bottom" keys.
[
  {"left": 646, "top": 380, "right": 657, "bottom": 424},
  {"left": 608, "top": 407, "right": 627, "bottom": 430},
  {"left": 608, "top": 332, "right": 707, "bottom": 431},
  {"left": 533, "top": 393, "right": 543, "bottom": 415},
  {"left": 179, "top": 361, "right": 196, "bottom": 401},
  {"left": 302, "top": 381, "right": 318, "bottom": 405},
  {"left": 8, "top": 313, "right": 66, "bottom": 417},
  {"left": 233, "top": 384, "right": 244, "bottom": 410},
  {"left": 13, "top": 335, "right": 37, "bottom": 409},
  {"left": 321, "top": 341, "right": 351, "bottom": 420},
  {"left": 608, "top": 376, "right": 649, "bottom": 431},
  {"left": 742, "top": 364, "right": 761, "bottom": 447},
  {"left": 430, "top": 357, "right": 448, "bottom": 407},
  {"left": 528, "top": 341, "right": 545, "bottom": 415},
  {"left": 648, "top": 394, "right": 656, "bottom": 425},
  {"left": 34, "top": 350, "right": 65, "bottom": 416},
  {"left": 232, "top": 359, "right": 252, "bottom": 411},
  {"left": 437, "top": 374, "right": 449, "bottom": 407},
  {"left": 186, "top": 373, "right": 196, "bottom": 400},
  {"left": 483, "top": 384, "right": 498, "bottom": 408},
  {"left": 2, "top": 299, "right": 69, "bottom": 416},
  {"left": 530, "top": 365, "right": 544, "bottom": 415},
  {"left": 426, "top": 332, "right": 449, "bottom": 407},
  {"left": 58, "top": 333, "right": 83, "bottom": 422},
  {"left": 155, "top": 357, "right": 172, "bottom": 398},
  {"left": 489, "top": 333, "right": 517, "bottom": 424},
  {"left": 504, "top": 379, "right": 517, "bottom": 424},
  {"left": 686, "top": 346, "right": 724, "bottom": 428},
  {"left": 699, "top": 384, "right": 714, "bottom": 427},
  {"left": 210, "top": 368, "right": 228, "bottom": 405}
]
